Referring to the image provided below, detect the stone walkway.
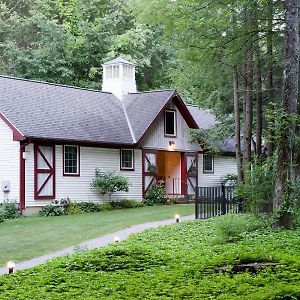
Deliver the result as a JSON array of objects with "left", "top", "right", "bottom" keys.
[{"left": 0, "top": 215, "right": 195, "bottom": 275}]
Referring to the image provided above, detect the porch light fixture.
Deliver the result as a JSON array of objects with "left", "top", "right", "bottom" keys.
[
  {"left": 175, "top": 214, "right": 180, "bottom": 223},
  {"left": 6, "top": 261, "right": 15, "bottom": 274},
  {"left": 114, "top": 236, "right": 120, "bottom": 243},
  {"left": 168, "top": 141, "right": 176, "bottom": 151}
]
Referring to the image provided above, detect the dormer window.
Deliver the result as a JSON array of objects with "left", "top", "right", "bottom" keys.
[
  {"left": 164, "top": 109, "right": 177, "bottom": 137},
  {"left": 106, "top": 65, "right": 120, "bottom": 79}
]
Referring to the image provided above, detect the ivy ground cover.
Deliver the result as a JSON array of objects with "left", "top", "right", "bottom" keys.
[
  {"left": 0, "top": 204, "right": 194, "bottom": 265},
  {"left": 0, "top": 214, "right": 299, "bottom": 299}
]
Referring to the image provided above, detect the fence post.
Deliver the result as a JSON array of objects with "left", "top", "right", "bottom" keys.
[
  {"left": 221, "top": 184, "right": 226, "bottom": 215},
  {"left": 195, "top": 187, "right": 199, "bottom": 219}
]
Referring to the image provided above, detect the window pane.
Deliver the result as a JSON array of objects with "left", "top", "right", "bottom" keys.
[
  {"left": 165, "top": 111, "right": 175, "bottom": 135},
  {"left": 121, "top": 149, "right": 133, "bottom": 169},
  {"left": 113, "top": 65, "right": 119, "bottom": 78},
  {"left": 64, "top": 146, "right": 78, "bottom": 174},
  {"left": 106, "top": 66, "right": 112, "bottom": 79},
  {"left": 204, "top": 155, "right": 213, "bottom": 172}
]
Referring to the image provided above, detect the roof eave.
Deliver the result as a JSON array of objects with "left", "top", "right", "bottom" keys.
[
  {"left": 26, "top": 136, "right": 135, "bottom": 148},
  {"left": 0, "top": 111, "right": 25, "bottom": 141}
]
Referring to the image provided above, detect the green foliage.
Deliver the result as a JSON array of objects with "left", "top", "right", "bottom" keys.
[
  {"left": 215, "top": 213, "right": 271, "bottom": 243},
  {"left": 90, "top": 169, "right": 129, "bottom": 201},
  {"left": 108, "top": 199, "right": 144, "bottom": 209},
  {"left": 143, "top": 184, "right": 165, "bottom": 206},
  {"left": 0, "top": 0, "right": 171, "bottom": 91},
  {"left": 40, "top": 199, "right": 144, "bottom": 216},
  {"left": 77, "top": 202, "right": 102, "bottom": 213},
  {"left": 39, "top": 204, "right": 65, "bottom": 217},
  {"left": 235, "top": 156, "right": 277, "bottom": 212},
  {"left": 0, "top": 214, "right": 299, "bottom": 299},
  {"left": 0, "top": 201, "right": 19, "bottom": 220},
  {"left": 64, "top": 202, "right": 83, "bottom": 215}
]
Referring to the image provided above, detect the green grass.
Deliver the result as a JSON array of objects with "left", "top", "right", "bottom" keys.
[
  {"left": 0, "top": 204, "right": 194, "bottom": 265},
  {"left": 0, "top": 213, "right": 299, "bottom": 299}
]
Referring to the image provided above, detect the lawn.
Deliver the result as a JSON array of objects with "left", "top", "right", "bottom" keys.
[
  {"left": 0, "top": 204, "right": 194, "bottom": 266},
  {"left": 0, "top": 213, "right": 299, "bottom": 299}
]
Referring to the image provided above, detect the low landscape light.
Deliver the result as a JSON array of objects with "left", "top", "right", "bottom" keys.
[
  {"left": 175, "top": 214, "right": 180, "bottom": 223},
  {"left": 114, "top": 236, "right": 120, "bottom": 243},
  {"left": 6, "top": 261, "right": 15, "bottom": 274}
]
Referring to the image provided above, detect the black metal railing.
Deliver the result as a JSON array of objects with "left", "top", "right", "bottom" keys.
[{"left": 195, "top": 184, "right": 241, "bottom": 219}]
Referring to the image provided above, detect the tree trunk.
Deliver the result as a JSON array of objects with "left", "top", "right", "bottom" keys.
[
  {"left": 254, "top": 32, "right": 263, "bottom": 158},
  {"left": 243, "top": 43, "right": 253, "bottom": 168},
  {"left": 266, "top": 0, "right": 275, "bottom": 157},
  {"left": 233, "top": 66, "right": 243, "bottom": 183},
  {"left": 273, "top": 0, "right": 299, "bottom": 228}
]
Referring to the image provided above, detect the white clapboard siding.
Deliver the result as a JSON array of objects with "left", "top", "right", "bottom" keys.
[
  {"left": 141, "top": 103, "right": 199, "bottom": 152},
  {"left": 0, "top": 118, "right": 20, "bottom": 203},
  {"left": 24, "top": 144, "right": 142, "bottom": 207},
  {"left": 198, "top": 154, "right": 237, "bottom": 187}
]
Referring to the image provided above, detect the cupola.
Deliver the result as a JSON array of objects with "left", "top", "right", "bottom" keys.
[{"left": 102, "top": 57, "right": 137, "bottom": 100}]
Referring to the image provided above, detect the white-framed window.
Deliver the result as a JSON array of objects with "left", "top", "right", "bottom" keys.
[
  {"left": 120, "top": 149, "right": 134, "bottom": 170},
  {"left": 123, "top": 65, "right": 133, "bottom": 79},
  {"left": 164, "top": 109, "right": 176, "bottom": 137},
  {"left": 106, "top": 65, "right": 120, "bottom": 79},
  {"left": 203, "top": 154, "right": 214, "bottom": 173},
  {"left": 64, "top": 145, "right": 80, "bottom": 176}
]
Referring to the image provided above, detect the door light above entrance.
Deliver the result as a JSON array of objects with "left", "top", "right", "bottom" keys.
[{"left": 168, "top": 141, "right": 176, "bottom": 151}]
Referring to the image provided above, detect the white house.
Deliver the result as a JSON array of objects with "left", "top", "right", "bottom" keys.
[{"left": 0, "top": 57, "right": 237, "bottom": 214}]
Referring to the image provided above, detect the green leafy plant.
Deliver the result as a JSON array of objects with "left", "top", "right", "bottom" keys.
[
  {"left": 65, "top": 202, "right": 83, "bottom": 215},
  {"left": 0, "top": 201, "right": 19, "bottom": 219},
  {"left": 215, "top": 213, "right": 271, "bottom": 243},
  {"left": 39, "top": 204, "right": 65, "bottom": 217},
  {"left": 91, "top": 169, "right": 129, "bottom": 201},
  {"left": 147, "top": 163, "right": 156, "bottom": 173},
  {"left": 108, "top": 200, "right": 144, "bottom": 209},
  {"left": 143, "top": 184, "right": 165, "bottom": 206},
  {"left": 235, "top": 156, "right": 276, "bottom": 213},
  {"left": 77, "top": 202, "right": 102, "bottom": 213}
]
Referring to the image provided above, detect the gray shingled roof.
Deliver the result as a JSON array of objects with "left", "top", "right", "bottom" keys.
[
  {"left": 103, "top": 57, "right": 135, "bottom": 66},
  {"left": 187, "top": 105, "right": 236, "bottom": 154},
  {"left": 187, "top": 105, "right": 216, "bottom": 129},
  {"left": 0, "top": 76, "right": 225, "bottom": 148},
  {"left": 0, "top": 76, "right": 133, "bottom": 144},
  {"left": 124, "top": 90, "right": 175, "bottom": 141}
]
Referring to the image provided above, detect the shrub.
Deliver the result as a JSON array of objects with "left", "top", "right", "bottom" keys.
[
  {"left": 109, "top": 200, "right": 144, "bottom": 209},
  {"left": 235, "top": 156, "right": 276, "bottom": 213},
  {"left": 215, "top": 213, "right": 270, "bottom": 243},
  {"left": 0, "top": 211, "right": 4, "bottom": 223},
  {"left": 39, "top": 204, "right": 65, "bottom": 217},
  {"left": 65, "top": 202, "right": 83, "bottom": 215},
  {"left": 0, "top": 201, "right": 19, "bottom": 219},
  {"left": 99, "top": 203, "right": 113, "bottom": 211},
  {"left": 143, "top": 184, "right": 165, "bottom": 206},
  {"left": 90, "top": 169, "right": 129, "bottom": 201},
  {"left": 78, "top": 202, "right": 102, "bottom": 213}
]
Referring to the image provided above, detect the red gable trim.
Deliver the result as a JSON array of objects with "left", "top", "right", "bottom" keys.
[
  {"left": 0, "top": 111, "right": 25, "bottom": 141},
  {"left": 137, "top": 90, "right": 198, "bottom": 144}
]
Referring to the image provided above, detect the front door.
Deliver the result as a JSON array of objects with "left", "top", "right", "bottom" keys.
[
  {"left": 34, "top": 145, "right": 55, "bottom": 200},
  {"left": 165, "top": 152, "right": 181, "bottom": 194}
]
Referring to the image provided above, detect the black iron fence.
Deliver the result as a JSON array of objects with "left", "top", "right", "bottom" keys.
[{"left": 195, "top": 185, "right": 241, "bottom": 219}]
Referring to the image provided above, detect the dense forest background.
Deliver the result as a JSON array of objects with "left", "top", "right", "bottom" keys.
[{"left": 0, "top": 0, "right": 299, "bottom": 227}]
